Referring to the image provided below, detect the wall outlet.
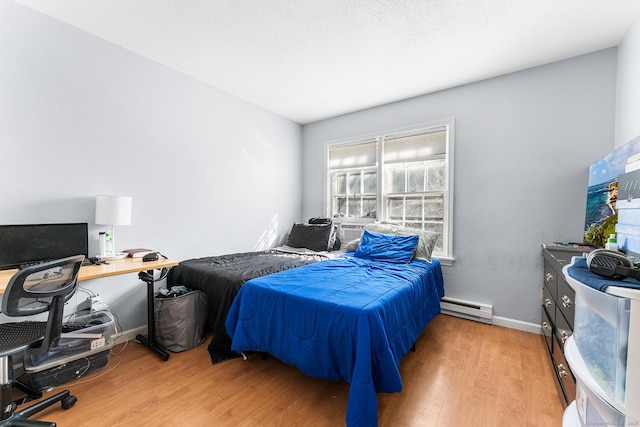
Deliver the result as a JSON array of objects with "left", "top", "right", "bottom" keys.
[{"left": 89, "top": 296, "right": 103, "bottom": 313}]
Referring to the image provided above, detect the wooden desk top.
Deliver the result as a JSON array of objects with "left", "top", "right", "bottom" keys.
[{"left": 0, "top": 257, "right": 179, "bottom": 294}]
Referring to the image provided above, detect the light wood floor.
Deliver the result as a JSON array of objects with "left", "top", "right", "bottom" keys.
[{"left": 23, "top": 314, "right": 564, "bottom": 426}]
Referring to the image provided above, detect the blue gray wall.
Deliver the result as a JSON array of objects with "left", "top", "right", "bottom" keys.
[
  {"left": 301, "top": 49, "right": 618, "bottom": 328},
  {"left": 615, "top": 14, "right": 640, "bottom": 148}
]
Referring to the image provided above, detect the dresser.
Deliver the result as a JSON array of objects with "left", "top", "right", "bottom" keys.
[{"left": 541, "top": 247, "right": 586, "bottom": 407}]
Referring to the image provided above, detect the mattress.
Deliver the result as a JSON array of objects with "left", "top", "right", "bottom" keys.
[
  {"left": 226, "top": 253, "right": 444, "bottom": 426},
  {"left": 168, "top": 247, "right": 330, "bottom": 361}
]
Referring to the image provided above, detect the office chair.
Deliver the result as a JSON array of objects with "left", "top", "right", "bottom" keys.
[{"left": 0, "top": 255, "right": 84, "bottom": 426}]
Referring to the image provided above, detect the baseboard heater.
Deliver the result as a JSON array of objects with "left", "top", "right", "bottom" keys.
[{"left": 440, "top": 296, "right": 493, "bottom": 324}]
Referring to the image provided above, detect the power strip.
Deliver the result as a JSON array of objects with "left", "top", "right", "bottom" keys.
[
  {"left": 89, "top": 296, "right": 109, "bottom": 313},
  {"left": 90, "top": 337, "right": 106, "bottom": 350}
]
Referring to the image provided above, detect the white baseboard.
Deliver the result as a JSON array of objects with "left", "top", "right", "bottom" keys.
[
  {"left": 442, "top": 312, "right": 541, "bottom": 334},
  {"left": 492, "top": 315, "right": 541, "bottom": 335},
  {"left": 113, "top": 326, "right": 147, "bottom": 345},
  {"left": 116, "top": 317, "right": 542, "bottom": 350}
]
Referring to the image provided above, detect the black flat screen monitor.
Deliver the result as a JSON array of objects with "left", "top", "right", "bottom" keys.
[{"left": 0, "top": 223, "right": 89, "bottom": 270}]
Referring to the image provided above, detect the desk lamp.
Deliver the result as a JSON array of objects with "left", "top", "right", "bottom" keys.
[{"left": 95, "top": 195, "right": 132, "bottom": 257}]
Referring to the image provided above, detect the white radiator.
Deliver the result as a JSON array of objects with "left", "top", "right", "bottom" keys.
[{"left": 440, "top": 296, "right": 493, "bottom": 324}]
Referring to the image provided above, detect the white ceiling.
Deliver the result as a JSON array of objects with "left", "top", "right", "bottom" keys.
[{"left": 13, "top": 0, "right": 640, "bottom": 124}]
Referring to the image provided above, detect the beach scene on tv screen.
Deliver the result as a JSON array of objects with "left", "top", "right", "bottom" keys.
[{"left": 585, "top": 135, "right": 640, "bottom": 247}]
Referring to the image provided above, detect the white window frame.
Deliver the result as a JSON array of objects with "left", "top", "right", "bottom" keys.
[{"left": 324, "top": 118, "right": 455, "bottom": 265}]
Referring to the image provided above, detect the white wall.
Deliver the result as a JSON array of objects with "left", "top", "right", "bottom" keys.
[
  {"left": 0, "top": 1, "right": 303, "bottom": 331},
  {"left": 615, "top": 14, "right": 640, "bottom": 148},
  {"left": 302, "top": 49, "right": 618, "bottom": 327}
]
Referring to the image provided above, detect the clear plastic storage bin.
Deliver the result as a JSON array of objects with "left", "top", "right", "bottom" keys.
[
  {"left": 572, "top": 280, "right": 631, "bottom": 404},
  {"left": 575, "top": 377, "right": 627, "bottom": 426},
  {"left": 29, "top": 349, "right": 110, "bottom": 391},
  {"left": 25, "top": 311, "right": 115, "bottom": 370}
]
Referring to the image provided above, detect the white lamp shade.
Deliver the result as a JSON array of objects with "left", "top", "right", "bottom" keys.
[{"left": 95, "top": 195, "right": 132, "bottom": 225}]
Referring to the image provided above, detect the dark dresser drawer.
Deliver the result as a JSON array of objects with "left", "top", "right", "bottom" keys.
[
  {"left": 541, "top": 247, "right": 586, "bottom": 408},
  {"left": 541, "top": 306, "right": 553, "bottom": 354},
  {"left": 553, "top": 341, "right": 576, "bottom": 403},
  {"left": 557, "top": 277, "right": 575, "bottom": 329},
  {"left": 555, "top": 304, "right": 573, "bottom": 352},
  {"left": 543, "top": 261, "right": 558, "bottom": 300},
  {"left": 542, "top": 284, "right": 555, "bottom": 319}
]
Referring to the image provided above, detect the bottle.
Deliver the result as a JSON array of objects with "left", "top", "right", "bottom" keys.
[
  {"left": 99, "top": 232, "right": 107, "bottom": 257},
  {"left": 605, "top": 234, "right": 618, "bottom": 251},
  {"left": 105, "top": 232, "right": 113, "bottom": 256}
]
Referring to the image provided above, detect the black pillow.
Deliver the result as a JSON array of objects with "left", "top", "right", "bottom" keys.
[
  {"left": 287, "top": 223, "right": 333, "bottom": 252},
  {"left": 308, "top": 217, "right": 332, "bottom": 225},
  {"left": 307, "top": 217, "right": 340, "bottom": 251}
]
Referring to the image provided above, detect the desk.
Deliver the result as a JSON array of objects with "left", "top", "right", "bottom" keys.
[{"left": 0, "top": 257, "right": 179, "bottom": 361}]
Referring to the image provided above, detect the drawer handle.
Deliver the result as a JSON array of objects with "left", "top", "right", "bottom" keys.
[
  {"left": 557, "top": 364, "right": 569, "bottom": 378},
  {"left": 545, "top": 273, "right": 554, "bottom": 282},
  {"left": 562, "top": 295, "right": 573, "bottom": 308},
  {"left": 544, "top": 298, "right": 552, "bottom": 308},
  {"left": 560, "top": 330, "right": 570, "bottom": 344},
  {"left": 542, "top": 322, "right": 551, "bottom": 331}
]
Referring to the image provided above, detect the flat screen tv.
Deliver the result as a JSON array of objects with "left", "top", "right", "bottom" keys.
[
  {"left": 0, "top": 223, "right": 89, "bottom": 270},
  {"left": 584, "top": 135, "right": 640, "bottom": 247}
]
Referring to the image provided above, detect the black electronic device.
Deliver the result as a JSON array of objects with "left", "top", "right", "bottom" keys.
[
  {"left": 586, "top": 248, "right": 640, "bottom": 281},
  {"left": 0, "top": 223, "right": 89, "bottom": 270},
  {"left": 85, "top": 257, "right": 108, "bottom": 266},
  {"left": 142, "top": 252, "right": 159, "bottom": 262}
]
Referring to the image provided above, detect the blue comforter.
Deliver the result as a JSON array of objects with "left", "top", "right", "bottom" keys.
[{"left": 225, "top": 254, "right": 444, "bottom": 426}]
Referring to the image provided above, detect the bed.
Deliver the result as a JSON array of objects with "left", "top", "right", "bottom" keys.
[
  {"left": 225, "top": 228, "right": 444, "bottom": 427},
  {"left": 168, "top": 222, "right": 340, "bottom": 362}
]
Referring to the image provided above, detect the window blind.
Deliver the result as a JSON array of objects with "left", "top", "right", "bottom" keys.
[
  {"left": 383, "top": 130, "right": 446, "bottom": 163},
  {"left": 328, "top": 140, "right": 377, "bottom": 169}
]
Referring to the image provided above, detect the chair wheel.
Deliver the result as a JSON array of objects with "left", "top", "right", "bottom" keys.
[{"left": 61, "top": 395, "right": 77, "bottom": 409}]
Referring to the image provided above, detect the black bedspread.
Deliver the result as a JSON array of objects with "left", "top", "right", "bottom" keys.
[{"left": 168, "top": 249, "right": 328, "bottom": 362}]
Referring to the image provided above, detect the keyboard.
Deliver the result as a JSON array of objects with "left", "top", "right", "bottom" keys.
[
  {"left": 62, "top": 322, "right": 91, "bottom": 333},
  {"left": 18, "top": 260, "right": 48, "bottom": 270}
]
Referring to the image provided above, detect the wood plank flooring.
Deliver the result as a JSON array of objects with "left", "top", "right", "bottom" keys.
[{"left": 23, "top": 314, "right": 564, "bottom": 426}]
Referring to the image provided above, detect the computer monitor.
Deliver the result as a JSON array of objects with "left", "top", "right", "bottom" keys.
[{"left": 0, "top": 223, "right": 89, "bottom": 270}]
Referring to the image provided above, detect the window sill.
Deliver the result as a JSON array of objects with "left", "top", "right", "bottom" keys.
[{"left": 434, "top": 256, "right": 454, "bottom": 267}]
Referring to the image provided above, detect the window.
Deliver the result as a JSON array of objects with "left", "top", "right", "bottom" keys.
[
  {"left": 328, "top": 140, "right": 378, "bottom": 219},
  {"left": 325, "top": 119, "right": 454, "bottom": 262}
]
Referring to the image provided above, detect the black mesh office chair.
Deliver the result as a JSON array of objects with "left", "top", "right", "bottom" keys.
[{"left": 0, "top": 255, "right": 84, "bottom": 426}]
